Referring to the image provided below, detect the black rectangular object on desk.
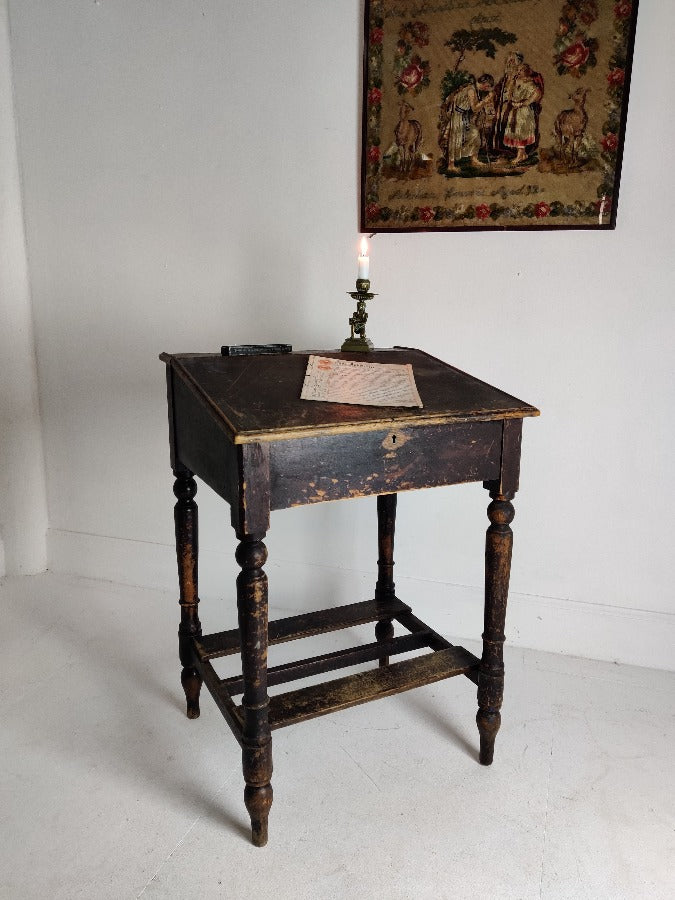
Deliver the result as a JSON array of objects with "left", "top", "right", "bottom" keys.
[{"left": 221, "top": 344, "right": 292, "bottom": 356}]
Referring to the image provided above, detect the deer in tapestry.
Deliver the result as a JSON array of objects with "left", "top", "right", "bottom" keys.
[
  {"left": 554, "top": 88, "right": 589, "bottom": 167},
  {"left": 394, "top": 101, "right": 422, "bottom": 174}
]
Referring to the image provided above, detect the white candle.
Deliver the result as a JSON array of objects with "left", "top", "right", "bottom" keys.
[{"left": 357, "top": 236, "right": 370, "bottom": 280}]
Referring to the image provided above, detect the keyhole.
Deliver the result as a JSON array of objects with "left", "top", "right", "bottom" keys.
[{"left": 392, "top": 434, "right": 396, "bottom": 444}]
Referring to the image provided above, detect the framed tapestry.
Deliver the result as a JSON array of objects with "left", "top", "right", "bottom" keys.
[{"left": 360, "top": 0, "right": 639, "bottom": 231}]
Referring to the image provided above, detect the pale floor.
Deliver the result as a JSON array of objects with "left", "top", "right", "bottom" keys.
[{"left": 0, "top": 573, "right": 673, "bottom": 900}]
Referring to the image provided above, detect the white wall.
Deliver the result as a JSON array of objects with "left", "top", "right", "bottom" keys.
[
  {"left": 7, "top": 1, "right": 675, "bottom": 668},
  {"left": 0, "top": 0, "right": 47, "bottom": 575}
]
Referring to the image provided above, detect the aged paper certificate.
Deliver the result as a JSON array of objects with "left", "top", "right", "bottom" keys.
[{"left": 300, "top": 355, "right": 423, "bottom": 408}]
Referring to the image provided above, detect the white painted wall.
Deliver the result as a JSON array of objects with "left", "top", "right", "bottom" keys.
[
  {"left": 7, "top": 1, "right": 675, "bottom": 668},
  {"left": 0, "top": 0, "right": 47, "bottom": 575}
]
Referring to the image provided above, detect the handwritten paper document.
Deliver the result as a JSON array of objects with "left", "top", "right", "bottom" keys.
[{"left": 300, "top": 356, "right": 423, "bottom": 408}]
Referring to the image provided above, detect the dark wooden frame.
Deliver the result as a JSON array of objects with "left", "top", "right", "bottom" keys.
[
  {"left": 360, "top": 0, "right": 639, "bottom": 232},
  {"left": 161, "top": 348, "right": 538, "bottom": 846}
]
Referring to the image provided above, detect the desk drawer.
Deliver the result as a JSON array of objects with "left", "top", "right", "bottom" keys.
[{"left": 269, "top": 420, "right": 502, "bottom": 509}]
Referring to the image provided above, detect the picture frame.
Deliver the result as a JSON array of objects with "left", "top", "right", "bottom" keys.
[{"left": 360, "top": 0, "right": 639, "bottom": 231}]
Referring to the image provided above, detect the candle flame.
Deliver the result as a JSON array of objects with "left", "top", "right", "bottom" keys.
[{"left": 359, "top": 236, "right": 369, "bottom": 257}]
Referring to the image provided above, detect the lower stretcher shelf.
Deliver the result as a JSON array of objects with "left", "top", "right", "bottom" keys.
[
  {"left": 263, "top": 645, "right": 479, "bottom": 729},
  {"left": 194, "top": 598, "right": 480, "bottom": 739}
]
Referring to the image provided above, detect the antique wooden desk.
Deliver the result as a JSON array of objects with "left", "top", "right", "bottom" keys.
[{"left": 160, "top": 347, "right": 538, "bottom": 846}]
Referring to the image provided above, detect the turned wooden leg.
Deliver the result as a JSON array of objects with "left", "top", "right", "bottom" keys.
[
  {"left": 374, "top": 493, "right": 397, "bottom": 667},
  {"left": 236, "top": 533, "right": 273, "bottom": 847},
  {"left": 174, "top": 471, "right": 202, "bottom": 719},
  {"left": 477, "top": 490, "right": 515, "bottom": 765}
]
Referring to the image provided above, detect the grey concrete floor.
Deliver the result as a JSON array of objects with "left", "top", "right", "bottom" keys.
[{"left": 1, "top": 573, "right": 673, "bottom": 899}]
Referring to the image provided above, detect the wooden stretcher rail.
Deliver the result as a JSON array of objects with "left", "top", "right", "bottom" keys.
[
  {"left": 196, "top": 657, "right": 244, "bottom": 744},
  {"left": 260, "top": 645, "right": 480, "bottom": 730},
  {"left": 195, "top": 597, "right": 411, "bottom": 661},
  {"left": 395, "top": 609, "right": 481, "bottom": 686},
  {"left": 221, "top": 631, "right": 432, "bottom": 696}
]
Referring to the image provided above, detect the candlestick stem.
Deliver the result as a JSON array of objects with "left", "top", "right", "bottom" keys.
[{"left": 341, "top": 279, "right": 376, "bottom": 352}]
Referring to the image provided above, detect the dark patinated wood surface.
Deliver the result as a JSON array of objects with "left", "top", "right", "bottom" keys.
[
  {"left": 161, "top": 346, "right": 538, "bottom": 847},
  {"left": 265, "top": 645, "right": 479, "bottom": 729},
  {"left": 191, "top": 599, "right": 478, "bottom": 747},
  {"left": 160, "top": 348, "right": 538, "bottom": 444},
  {"left": 374, "top": 494, "right": 397, "bottom": 666},
  {"left": 236, "top": 532, "right": 273, "bottom": 847},
  {"left": 269, "top": 420, "right": 501, "bottom": 508},
  {"left": 173, "top": 472, "right": 202, "bottom": 719},
  {"left": 477, "top": 419, "right": 522, "bottom": 764},
  {"left": 223, "top": 632, "right": 433, "bottom": 696},
  {"left": 196, "top": 597, "right": 411, "bottom": 661},
  {"left": 477, "top": 490, "right": 515, "bottom": 765}
]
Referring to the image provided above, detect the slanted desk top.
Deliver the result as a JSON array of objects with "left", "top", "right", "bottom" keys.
[{"left": 160, "top": 347, "right": 539, "bottom": 444}]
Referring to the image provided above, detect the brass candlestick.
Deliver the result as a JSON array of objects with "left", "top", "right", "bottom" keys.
[{"left": 341, "top": 278, "right": 376, "bottom": 352}]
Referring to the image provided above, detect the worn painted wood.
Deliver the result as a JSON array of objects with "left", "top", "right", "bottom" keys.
[
  {"left": 196, "top": 656, "right": 244, "bottom": 744},
  {"left": 164, "top": 365, "right": 182, "bottom": 474},
  {"left": 170, "top": 374, "right": 237, "bottom": 504},
  {"left": 161, "top": 346, "right": 537, "bottom": 846},
  {"left": 269, "top": 420, "right": 502, "bottom": 508},
  {"left": 477, "top": 490, "right": 515, "bottom": 765},
  {"left": 221, "top": 631, "right": 432, "bottom": 696},
  {"left": 236, "top": 532, "right": 273, "bottom": 847},
  {"left": 395, "top": 609, "right": 481, "bottom": 687},
  {"left": 229, "top": 443, "right": 271, "bottom": 534},
  {"left": 161, "top": 348, "right": 539, "bottom": 445},
  {"left": 484, "top": 418, "right": 523, "bottom": 500},
  {"left": 374, "top": 493, "right": 397, "bottom": 666},
  {"left": 266, "top": 646, "right": 480, "bottom": 729},
  {"left": 195, "top": 597, "right": 411, "bottom": 661},
  {"left": 173, "top": 472, "right": 202, "bottom": 719}
]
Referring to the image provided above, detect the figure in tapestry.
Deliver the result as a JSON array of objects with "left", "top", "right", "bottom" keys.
[
  {"left": 501, "top": 62, "right": 544, "bottom": 165},
  {"left": 439, "top": 75, "right": 495, "bottom": 172}
]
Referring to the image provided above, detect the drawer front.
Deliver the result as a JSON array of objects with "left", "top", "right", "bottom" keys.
[{"left": 269, "top": 420, "right": 502, "bottom": 509}]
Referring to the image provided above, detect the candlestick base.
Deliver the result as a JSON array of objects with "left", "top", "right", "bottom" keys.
[
  {"left": 342, "top": 279, "right": 376, "bottom": 353},
  {"left": 341, "top": 335, "right": 374, "bottom": 352}
]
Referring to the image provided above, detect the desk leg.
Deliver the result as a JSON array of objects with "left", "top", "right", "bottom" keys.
[
  {"left": 236, "top": 532, "right": 273, "bottom": 847},
  {"left": 173, "top": 472, "right": 202, "bottom": 719},
  {"left": 374, "top": 493, "right": 397, "bottom": 666},
  {"left": 477, "top": 490, "right": 515, "bottom": 765}
]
